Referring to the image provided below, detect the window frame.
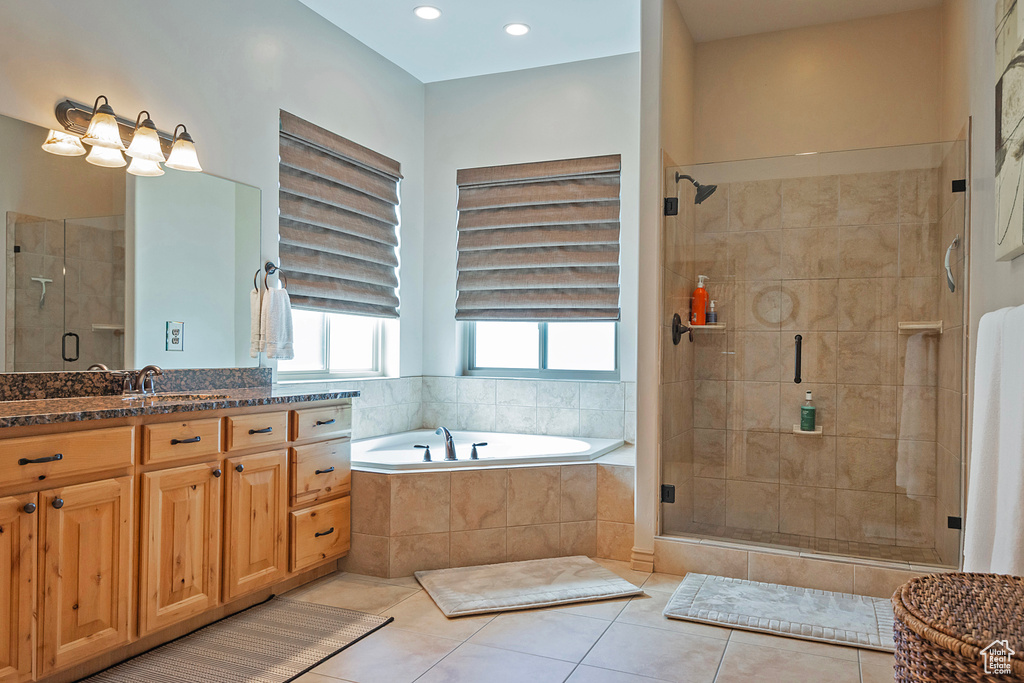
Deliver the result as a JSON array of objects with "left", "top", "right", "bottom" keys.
[
  {"left": 463, "top": 321, "right": 620, "bottom": 381},
  {"left": 276, "top": 311, "right": 386, "bottom": 381}
]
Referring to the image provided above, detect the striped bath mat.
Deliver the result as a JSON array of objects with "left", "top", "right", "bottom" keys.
[{"left": 81, "top": 596, "right": 391, "bottom": 683}]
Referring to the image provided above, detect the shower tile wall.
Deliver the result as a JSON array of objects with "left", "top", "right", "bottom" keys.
[
  {"left": 663, "top": 159, "right": 963, "bottom": 566},
  {"left": 9, "top": 217, "right": 65, "bottom": 371}
]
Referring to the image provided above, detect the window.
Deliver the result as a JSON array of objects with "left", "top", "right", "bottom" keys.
[
  {"left": 278, "top": 310, "right": 383, "bottom": 379},
  {"left": 466, "top": 321, "right": 617, "bottom": 379}
]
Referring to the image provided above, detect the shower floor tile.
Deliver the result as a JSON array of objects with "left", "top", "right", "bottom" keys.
[{"left": 667, "top": 521, "right": 945, "bottom": 566}]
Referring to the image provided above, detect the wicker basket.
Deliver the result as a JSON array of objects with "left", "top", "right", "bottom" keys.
[{"left": 892, "top": 573, "right": 1024, "bottom": 682}]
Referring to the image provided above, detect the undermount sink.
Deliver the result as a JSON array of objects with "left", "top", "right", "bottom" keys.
[{"left": 122, "top": 392, "right": 231, "bottom": 402}]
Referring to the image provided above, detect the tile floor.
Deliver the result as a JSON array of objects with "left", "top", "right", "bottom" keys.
[{"left": 286, "top": 558, "right": 896, "bottom": 683}]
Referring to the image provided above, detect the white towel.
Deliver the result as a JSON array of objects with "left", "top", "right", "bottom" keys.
[
  {"left": 262, "top": 287, "right": 294, "bottom": 360},
  {"left": 249, "top": 287, "right": 263, "bottom": 358},
  {"left": 963, "top": 305, "right": 1024, "bottom": 575}
]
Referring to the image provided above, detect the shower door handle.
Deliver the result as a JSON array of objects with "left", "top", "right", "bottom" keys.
[
  {"left": 944, "top": 235, "right": 960, "bottom": 293},
  {"left": 794, "top": 335, "right": 802, "bottom": 384},
  {"left": 61, "top": 332, "right": 79, "bottom": 363}
]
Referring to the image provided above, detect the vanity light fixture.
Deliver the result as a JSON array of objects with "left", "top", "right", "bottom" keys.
[
  {"left": 165, "top": 124, "right": 202, "bottom": 172},
  {"left": 126, "top": 111, "right": 166, "bottom": 163},
  {"left": 85, "top": 144, "right": 127, "bottom": 168},
  {"left": 126, "top": 156, "right": 164, "bottom": 177},
  {"left": 414, "top": 6, "right": 441, "bottom": 19},
  {"left": 41, "top": 129, "right": 86, "bottom": 156},
  {"left": 504, "top": 23, "right": 530, "bottom": 36},
  {"left": 80, "top": 95, "right": 125, "bottom": 150}
]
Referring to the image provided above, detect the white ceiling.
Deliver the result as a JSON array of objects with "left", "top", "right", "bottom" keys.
[
  {"left": 675, "top": 0, "right": 943, "bottom": 43},
  {"left": 297, "top": 0, "right": 641, "bottom": 83}
]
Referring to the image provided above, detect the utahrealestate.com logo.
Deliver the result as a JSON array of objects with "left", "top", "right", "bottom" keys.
[{"left": 980, "top": 640, "right": 1015, "bottom": 675}]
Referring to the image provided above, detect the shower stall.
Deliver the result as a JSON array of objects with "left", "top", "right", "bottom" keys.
[{"left": 660, "top": 140, "right": 967, "bottom": 568}]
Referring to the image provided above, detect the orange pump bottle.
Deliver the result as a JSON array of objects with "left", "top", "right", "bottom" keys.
[{"left": 691, "top": 275, "right": 709, "bottom": 326}]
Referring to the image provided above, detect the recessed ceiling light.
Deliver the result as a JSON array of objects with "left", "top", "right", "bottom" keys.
[
  {"left": 504, "top": 23, "right": 530, "bottom": 36},
  {"left": 414, "top": 6, "right": 441, "bottom": 20}
]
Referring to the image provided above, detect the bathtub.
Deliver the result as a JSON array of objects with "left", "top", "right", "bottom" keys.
[{"left": 351, "top": 429, "right": 624, "bottom": 470}]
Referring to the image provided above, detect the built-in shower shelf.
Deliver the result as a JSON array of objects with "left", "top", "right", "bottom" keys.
[
  {"left": 692, "top": 323, "right": 726, "bottom": 331},
  {"left": 92, "top": 323, "right": 125, "bottom": 334},
  {"left": 792, "top": 425, "right": 823, "bottom": 437},
  {"left": 898, "top": 321, "right": 943, "bottom": 335}
]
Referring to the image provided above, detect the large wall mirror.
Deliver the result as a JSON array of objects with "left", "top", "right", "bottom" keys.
[{"left": 0, "top": 112, "right": 261, "bottom": 372}]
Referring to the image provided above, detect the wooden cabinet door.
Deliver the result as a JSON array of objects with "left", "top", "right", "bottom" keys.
[
  {"left": 140, "top": 462, "right": 223, "bottom": 635},
  {"left": 0, "top": 494, "right": 36, "bottom": 683},
  {"left": 39, "top": 477, "right": 132, "bottom": 675},
  {"left": 223, "top": 450, "right": 287, "bottom": 600}
]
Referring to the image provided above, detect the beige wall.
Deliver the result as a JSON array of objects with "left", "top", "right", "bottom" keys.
[
  {"left": 661, "top": 0, "right": 696, "bottom": 166},
  {"left": 940, "top": 0, "right": 971, "bottom": 140},
  {"left": 692, "top": 8, "right": 943, "bottom": 163}
]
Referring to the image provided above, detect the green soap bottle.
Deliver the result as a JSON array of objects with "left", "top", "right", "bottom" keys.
[{"left": 800, "top": 391, "right": 816, "bottom": 432}]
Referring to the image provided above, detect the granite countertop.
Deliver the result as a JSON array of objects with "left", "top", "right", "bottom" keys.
[{"left": 0, "top": 387, "right": 360, "bottom": 429}]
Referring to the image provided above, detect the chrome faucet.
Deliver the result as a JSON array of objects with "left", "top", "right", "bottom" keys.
[
  {"left": 138, "top": 365, "right": 163, "bottom": 394},
  {"left": 435, "top": 427, "right": 457, "bottom": 461}
]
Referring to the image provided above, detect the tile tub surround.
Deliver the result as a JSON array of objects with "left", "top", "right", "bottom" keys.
[
  {"left": 342, "top": 459, "right": 636, "bottom": 578},
  {"left": 660, "top": 159, "right": 966, "bottom": 567},
  {"left": 279, "top": 376, "right": 637, "bottom": 442}
]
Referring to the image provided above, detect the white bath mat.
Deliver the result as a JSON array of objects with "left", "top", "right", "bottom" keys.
[
  {"left": 415, "top": 556, "right": 644, "bottom": 617},
  {"left": 663, "top": 573, "right": 895, "bottom": 652}
]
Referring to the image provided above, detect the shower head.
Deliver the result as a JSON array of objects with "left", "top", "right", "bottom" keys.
[{"left": 675, "top": 173, "right": 718, "bottom": 205}]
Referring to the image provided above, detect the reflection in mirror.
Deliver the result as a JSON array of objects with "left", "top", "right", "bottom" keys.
[{"left": 0, "top": 112, "right": 261, "bottom": 372}]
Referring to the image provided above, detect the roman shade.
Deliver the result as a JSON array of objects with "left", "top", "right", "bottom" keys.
[
  {"left": 455, "top": 154, "right": 621, "bottom": 321},
  {"left": 278, "top": 110, "right": 401, "bottom": 318}
]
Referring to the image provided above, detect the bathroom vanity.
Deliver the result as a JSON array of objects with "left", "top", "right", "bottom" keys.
[{"left": 0, "top": 388, "right": 356, "bottom": 683}]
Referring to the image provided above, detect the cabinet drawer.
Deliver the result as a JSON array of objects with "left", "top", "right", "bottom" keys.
[
  {"left": 142, "top": 418, "right": 222, "bottom": 464},
  {"left": 225, "top": 412, "right": 289, "bottom": 451},
  {"left": 291, "top": 404, "right": 351, "bottom": 442},
  {"left": 0, "top": 426, "right": 134, "bottom": 489},
  {"left": 290, "top": 496, "right": 350, "bottom": 572},
  {"left": 291, "top": 439, "right": 351, "bottom": 507}
]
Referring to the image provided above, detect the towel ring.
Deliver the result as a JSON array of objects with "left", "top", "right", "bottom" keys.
[
  {"left": 264, "top": 261, "right": 288, "bottom": 290},
  {"left": 253, "top": 267, "right": 261, "bottom": 291}
]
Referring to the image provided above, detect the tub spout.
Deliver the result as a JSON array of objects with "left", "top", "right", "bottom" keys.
[{"left": 435, "top": 427, "right": 457, "bottom": 460}]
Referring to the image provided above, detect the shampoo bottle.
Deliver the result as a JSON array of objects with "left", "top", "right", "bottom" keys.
[
  {"left": 691, "top": 275, "right": 709, "bottom": 326},
  {"left": 800, "top": 391, "right": 816, "bottom": 432}
]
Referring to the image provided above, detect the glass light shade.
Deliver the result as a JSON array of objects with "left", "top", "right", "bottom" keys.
[
  {"left": 82, "top": 108, "right": 125, "bottom": 150},
  {"left": 165, "top": 134, "right": 202, "bottom": 172},
  {"left": 85, "top": 144, "right": 126, "bottom": 168},
  {"left": 126, "top": 157, "right": 164, "bottom": 176},
  {"left": 504, "top": 23, "right": 530, "bottom": 35},
  {"left": 126, "top": 123, "right": 165, "bottom": 162},
  {"left": 41, "top": 130, "right": 86, "bottom": 156}
]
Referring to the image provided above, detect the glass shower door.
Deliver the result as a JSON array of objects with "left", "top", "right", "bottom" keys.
[
  {"left": 62, "top": 215, "right": 127, "bottom": 370},
  {"left": 659, "top": 140, "right": 967, "bottom": 569}
]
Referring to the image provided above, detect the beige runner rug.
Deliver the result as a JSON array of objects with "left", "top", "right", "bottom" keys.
[{"left": 81, "top": 596, "right": 391, "bottom": 682}]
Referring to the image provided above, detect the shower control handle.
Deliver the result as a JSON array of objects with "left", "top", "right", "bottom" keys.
[{"left": 794, "top": 335, "right": 802, "bottom": 384}]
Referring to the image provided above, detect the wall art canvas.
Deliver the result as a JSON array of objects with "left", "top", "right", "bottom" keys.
[{"left": 996, "top": 0, "right": 1024, "bottom": 261}]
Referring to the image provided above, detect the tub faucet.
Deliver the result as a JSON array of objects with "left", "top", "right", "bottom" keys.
[{"left": 435, "top": 427, "right": 457, "bottom": 460}]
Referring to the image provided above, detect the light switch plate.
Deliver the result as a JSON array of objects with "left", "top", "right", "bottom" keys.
[{"left": 166, "top": 321, "right": 184, "bottom": 351}]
